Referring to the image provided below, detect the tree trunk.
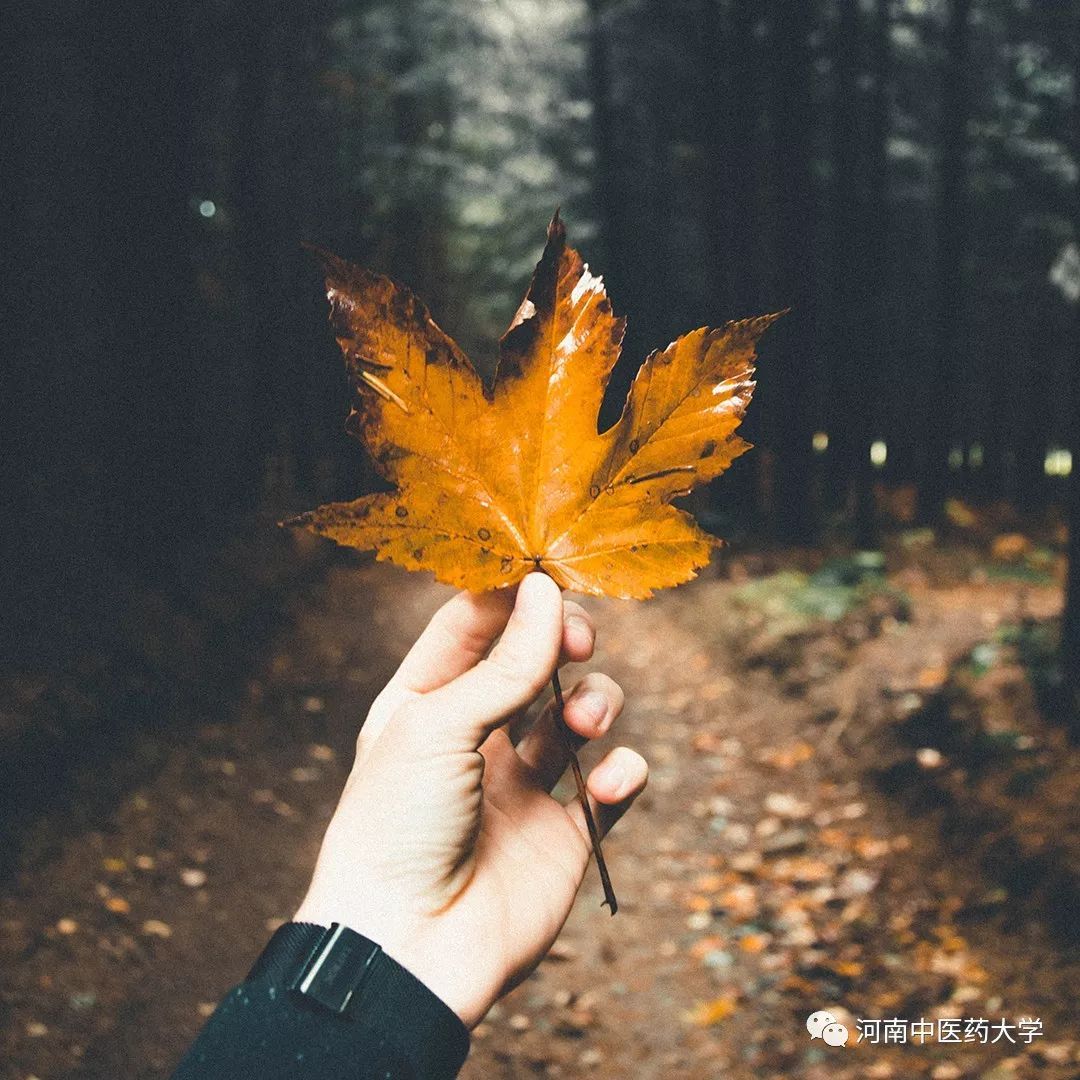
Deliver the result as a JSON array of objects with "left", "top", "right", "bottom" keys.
[
  {"left": 586, "top": 0, "right": 655, "bottom": 429},
  {"left": 856, "top": 0, "right": 893, "bottom": 550},
  {"left": 830, "top": 0, "right": 866, "bottom": 540},
  {"left": 920, "top": 0, "right": 972, "bottom": 524},
  {"left": 586, "top": 0, "right": 629, "bottom": 301},
  {"left": 92, "top": 1, "right": 200, "bottom": 580},
  {"left": 1064, "top": 2, "right": 1080, "bottom": 725},
  {"left": 766, "top": 0, "right": 817, "bottom": 543},
  {"left": 698, "top": 0, "right": 759, "bottom": 323},
  {"left": 690, "top": 1, "right": 762, "bottom": 518}
]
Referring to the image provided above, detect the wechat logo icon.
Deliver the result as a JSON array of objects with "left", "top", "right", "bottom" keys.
[{"left": 807, "top": 1009, "right": 849, "bottom": 1047}]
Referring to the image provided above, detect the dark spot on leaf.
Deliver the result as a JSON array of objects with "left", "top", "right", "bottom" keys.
[
  {"left": 589, "top": 484, "right": 600, "bottom": 499},
  {"left": 412, "top": 548, "right": 423, "bottom": 560},
  {"left": 478, "top": 527, "right": 491, "bottom": 541},
  {"left": 629, "top": 438, "right": 640, "bottom": 453},
  {"left": 395, "top": 506, "right": 408, "bottom": 518},
  {"left": 700, "top": 440, "right": 716, "bottom": 459}
]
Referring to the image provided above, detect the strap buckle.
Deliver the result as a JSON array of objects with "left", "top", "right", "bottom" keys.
[{"left": 288, "top": 923, "right": 382, "bottom": 1015}]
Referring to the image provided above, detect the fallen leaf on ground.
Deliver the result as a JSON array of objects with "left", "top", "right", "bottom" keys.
[
  {"left": 684, "top": 996, "right": 738, "bottom": 1026},
  {"left": 758, "top": 742, "right": 815, "bottom": 769},
  {"left": 738, "top": 933, "right": 769, "bottom": 953}
]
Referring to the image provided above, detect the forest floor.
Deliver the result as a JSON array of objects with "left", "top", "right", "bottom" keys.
[{"left": 2, "top": 539, "right": 1078, "bottom": 1080}]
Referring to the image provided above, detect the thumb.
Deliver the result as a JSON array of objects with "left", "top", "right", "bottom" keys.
[{"left": 405, "top": 572, "right": 564, "bottom": 754}]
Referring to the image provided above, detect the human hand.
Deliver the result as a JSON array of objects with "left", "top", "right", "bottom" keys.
[{"left": 293, "top": 572, "right": 648, "bottom": 1028}]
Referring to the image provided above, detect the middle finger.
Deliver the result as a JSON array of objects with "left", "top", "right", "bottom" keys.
[{"left": 515, "top": 671, "right": 625, "bottom": 791}]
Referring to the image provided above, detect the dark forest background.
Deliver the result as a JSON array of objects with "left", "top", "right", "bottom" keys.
[{"left": 3, "top": 0, "right": 1079, "bottom": 705}]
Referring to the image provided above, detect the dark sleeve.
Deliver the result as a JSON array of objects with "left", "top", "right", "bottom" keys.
[{"left": 172, "top": 923, "right": 470, "bottom": 1080}]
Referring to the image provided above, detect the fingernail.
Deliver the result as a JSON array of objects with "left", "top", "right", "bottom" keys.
[
  {"left": 575, "top": 690, "right": 608, "bottom": 724},
  {"left": 565, "top": 612, "right": 593, "bottom": 643},
  {"left": 600, "top": 762, "right": 627, "bottom": 796}
]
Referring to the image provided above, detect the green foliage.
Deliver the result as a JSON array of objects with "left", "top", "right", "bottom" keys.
[
  {"left": 983, "top": 544, "right": 1056, "bottom": 585},
  {"left": 733, "top": 555, "right": 908, "bottom": 628},
  {"left": 984, "top": 562, "right": 1055, "bottom": 585},
  {"left": 996, "top": 618, "right": 1063, "bottom": 706}
]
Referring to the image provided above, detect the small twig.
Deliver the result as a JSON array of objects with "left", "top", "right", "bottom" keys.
[{"left": 552, "top": 670, "right": 618, "bottom": 915}]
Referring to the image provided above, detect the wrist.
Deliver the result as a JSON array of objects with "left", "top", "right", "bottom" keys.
[
  {"left": 292, "top": 900, "right": 489, "bottom": 1028},
  {"left": 247, "top": 920, "right": 471, "bottom": 1076}
]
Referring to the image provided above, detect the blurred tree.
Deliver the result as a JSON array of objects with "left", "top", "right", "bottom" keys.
[
  {"left": 764, "top": 0, "right": 818, "bottom": 542},
  {"left": 586, "top": 0, "right": 629, "bottom": 316},
  {"left": 829, "top": 0, "right": 886, "bottom": 549},
  {"left": 1065, "top": 0, "right": 1080, "bottom": 724},
  {"left": 921, "top": 0, "right": 972, "bottom": 524},
  {"left": 586, "top": 0, "right": 679, "bottom": 420},
  {"left": 860, "top": 0, "right": 893, "bottom": 548},
  {"left": 686, "top": 0, "right": 765, "bottom": 520},
  {"left": 695, "top": 0, "right": 760, "bottom": 324}
]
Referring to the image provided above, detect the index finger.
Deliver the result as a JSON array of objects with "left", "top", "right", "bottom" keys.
[
  {"left": 387, "top": 587, "right": 517, "bottom": 697},
  {"left": 388, "top": 590, "right": 594, "bottom": 699}
]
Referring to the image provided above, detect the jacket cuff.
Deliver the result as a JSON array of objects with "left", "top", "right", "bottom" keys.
[
  {"left": 174, "top": 922, "right": 469, "bottom": 1079},
  {"left": 251, "top": 921, "right": 470, "bottom": 1076}
]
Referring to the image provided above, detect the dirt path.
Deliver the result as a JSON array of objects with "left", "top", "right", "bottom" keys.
[{"left": 1, "top": 564, "right": 1075, "bottom": 1079}]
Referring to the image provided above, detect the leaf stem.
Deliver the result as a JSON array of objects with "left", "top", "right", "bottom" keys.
[{"left": 552, "top": 670, "right": 618, "bottom": 915}]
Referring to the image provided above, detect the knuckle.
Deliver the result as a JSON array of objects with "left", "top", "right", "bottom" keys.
[
  {"left": 390, "top": 697, "right": 428, "bottom": 738},
  {"left": 484, "top": 647, "right": 548, "bottom": 700},
  {"left": 433, "top": 599, "right": 492, "bottom": 660}
]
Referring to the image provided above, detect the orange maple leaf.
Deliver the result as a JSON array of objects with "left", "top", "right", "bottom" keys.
[{"left": 292, "top": 214, "right": 780, "bottom": 598}]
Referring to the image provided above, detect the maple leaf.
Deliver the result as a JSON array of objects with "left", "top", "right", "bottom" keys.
[{"left": 291, "top": 214, "right": 780, "bottom": 599}]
